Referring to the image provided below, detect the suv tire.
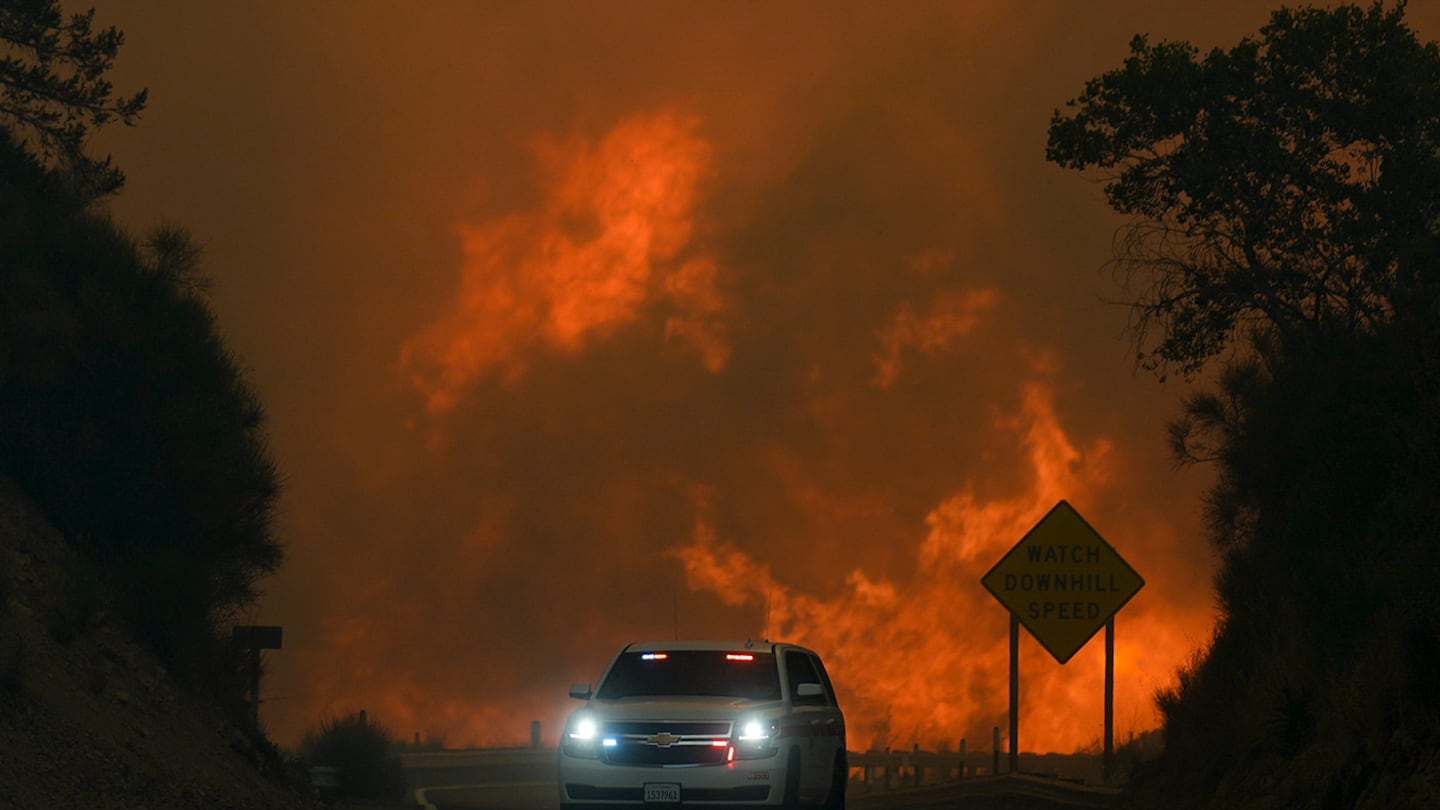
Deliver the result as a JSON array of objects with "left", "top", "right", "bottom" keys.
[
  {"left": 823, "top": 750, "right": 847, "bottom": 810},
  {"left": 782, "top": 748, "right": 802, "bottom": 809}
]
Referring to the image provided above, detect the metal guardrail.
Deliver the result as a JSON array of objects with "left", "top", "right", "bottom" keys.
[
  {"left": 849, "top": 748, "right": 1107, "bottom": 789},
  {"left": 850, "top": 773, "right": 1126, "bottom": 810},
  {"left": 851, "top": 749, "right": 971, "bottom": 789},
  {"left": 400, "top": 747, "right": 557, "bottom": 768}
]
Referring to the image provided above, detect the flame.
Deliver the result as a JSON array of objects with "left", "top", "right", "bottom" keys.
[
  {"left": 672, "top": 380, "right": 1202, "bottom": 753},
  {"left": 400, "top": 111, "right": 725, "bottom": 413},
  {"left": 873, "top": 287, "right": 999, "bottom": 388},
  {"left": 281, "top": 108, "right": 1212, "bottom": 756},
  {"left": 663, "top": 257, "right": 730, "bottom": 373}
]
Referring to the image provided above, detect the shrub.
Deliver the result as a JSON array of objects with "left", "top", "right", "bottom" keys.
[{"left": 299, "top": 710, "right": 408, "bottom": 802}]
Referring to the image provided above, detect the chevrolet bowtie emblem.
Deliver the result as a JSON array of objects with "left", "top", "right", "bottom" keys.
[{"left": 646, "top": 732, "right": 682, "bottom": 747}]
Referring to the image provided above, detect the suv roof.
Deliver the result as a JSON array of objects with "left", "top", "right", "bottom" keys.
[{"left": 622, "top": 640, "right": 811, "bottom": 655}]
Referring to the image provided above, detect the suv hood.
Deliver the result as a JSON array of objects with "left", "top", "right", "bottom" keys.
[{"left": 587, "top": 696, "right": 783, "bottom": 720}]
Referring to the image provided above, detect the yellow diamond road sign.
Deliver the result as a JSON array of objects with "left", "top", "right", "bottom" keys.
[{"left": 982, "top": 500, "right": 1144, "bottom": 664}]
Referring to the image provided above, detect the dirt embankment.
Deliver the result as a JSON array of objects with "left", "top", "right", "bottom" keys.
[{"left": 0, "top": 477, "right": 322, "bottom": 810}]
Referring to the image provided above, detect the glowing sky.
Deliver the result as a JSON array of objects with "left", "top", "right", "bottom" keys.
[{"left": 89, "top": 1, "right": 1440, "bottom": 753}]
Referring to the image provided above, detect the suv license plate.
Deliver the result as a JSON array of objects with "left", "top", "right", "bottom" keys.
[{"left": 644, "top": 783, "right": 681, "bottom": 803}]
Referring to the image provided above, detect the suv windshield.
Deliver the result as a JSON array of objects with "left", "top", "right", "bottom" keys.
[{"left": 596, "top": 651, "right": 781, "bottom": 701}]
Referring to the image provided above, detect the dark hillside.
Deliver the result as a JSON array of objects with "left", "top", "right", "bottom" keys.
[
  {"left": 0, "top": 9, "right": 298, "bottom": 799},
  {"left": 1133, "top": 323, "right": 1440, "bottom": 808},
  {"left": 0, "top": 476, "right": 318, "bottom": 810},
  {"left": 0, "top": 128, "right": 281, "bottom": 687}
]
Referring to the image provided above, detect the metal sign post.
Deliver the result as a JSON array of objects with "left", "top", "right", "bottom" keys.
[
  {"left": 1105, "top": 617, "right": 1115, "bottom": 779},
  {"left": 232, "top": 625, "right": 283, "bottom": 728},
  {"left": 1009, "top": 614, "right": 1019, "bottom": 774}
]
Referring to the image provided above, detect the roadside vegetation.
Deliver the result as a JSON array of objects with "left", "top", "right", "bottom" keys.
[
  {"left": 299, "top": 710, "right": 409, "bottom": 803},
  {"left": 1048, "top": 3, "right": 1440, "bottom": 807},
  {"left": 0, "top": 0, "right": 281, "bottom": 725}
]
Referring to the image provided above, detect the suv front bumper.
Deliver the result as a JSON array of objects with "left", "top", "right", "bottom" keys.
[{"left": 559, "top": 751, "right": 790, "bottom": 807}]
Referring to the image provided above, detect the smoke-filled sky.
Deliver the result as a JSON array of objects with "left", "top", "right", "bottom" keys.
[{"left": 89, "top": 1, "right": 1440, "bottom": 753}]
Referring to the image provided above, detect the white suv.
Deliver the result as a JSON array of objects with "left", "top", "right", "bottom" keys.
[{"left": 559, "top": 640, "right": 847, "bottom": 809}]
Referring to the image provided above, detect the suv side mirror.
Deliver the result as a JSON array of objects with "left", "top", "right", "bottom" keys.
[
  {"left": 795, "top": 682, "right": 824, "bottom": 698},
  {"left": 569, "top": 682, "right": 592, "bottom": 700}
]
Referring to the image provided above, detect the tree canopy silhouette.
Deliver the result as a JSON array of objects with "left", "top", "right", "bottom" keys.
[
  {"left": 0, "top": 5, "right": 279, "bottom": 693},
  {"left": 0, "top": 0, "right": 147, "bottom": 197},
  {"left": 0, "top": 129, "right": 283, "bottom": 678},
  {"left": 1050, "top": 3, "right": 1440, "bottom": 806},
  {"left": 1047, "top": 1, "right": 1440, "bottom": 378}
]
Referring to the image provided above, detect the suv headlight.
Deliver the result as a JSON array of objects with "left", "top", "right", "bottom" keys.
[
  {"left": 733, "top": 717, "right": 779, "bottom": 759},
  {"left": 563, "top": 713, "right": 602, "bottom": 758}
]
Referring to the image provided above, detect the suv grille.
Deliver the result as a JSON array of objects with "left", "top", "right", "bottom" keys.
[{"left": 600, "top": 721, "right": 733, "bottom": 767}]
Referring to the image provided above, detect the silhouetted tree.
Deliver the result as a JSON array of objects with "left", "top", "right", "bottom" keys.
[
  {"left": 0, "top": 0, "right": 146, "bottom": 196},
  {"left": 1050, "top": 4, "right": 1440, "bottom": 807},
  {"left": 1047, "top": 1, "right": 1440, "bottom": 379},
  {"left": 0, "top": 126, "right": 282, "bottom": 681}
]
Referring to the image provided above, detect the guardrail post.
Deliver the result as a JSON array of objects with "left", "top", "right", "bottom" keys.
[{"left": 992, "top": 726, "right": 1000, "bottom": 775}]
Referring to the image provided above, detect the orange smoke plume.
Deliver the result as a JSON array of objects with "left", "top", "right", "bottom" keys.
[
  {"left": 401, "top": 112, "right": 726, "bottom": 412},
  {"left": 873, "top": 287, "right": 999, "bottom": 388},
  {"left": 673, "top": 381, "right": 1200, "bottom": 753}
]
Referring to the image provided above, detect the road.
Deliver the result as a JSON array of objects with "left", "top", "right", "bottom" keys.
[
  {"left": 404, "top": 749, "right": 558, "bottom": 810},
  {"left": 401, "top": 749, "right": 1127, "bottom": 810}
]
